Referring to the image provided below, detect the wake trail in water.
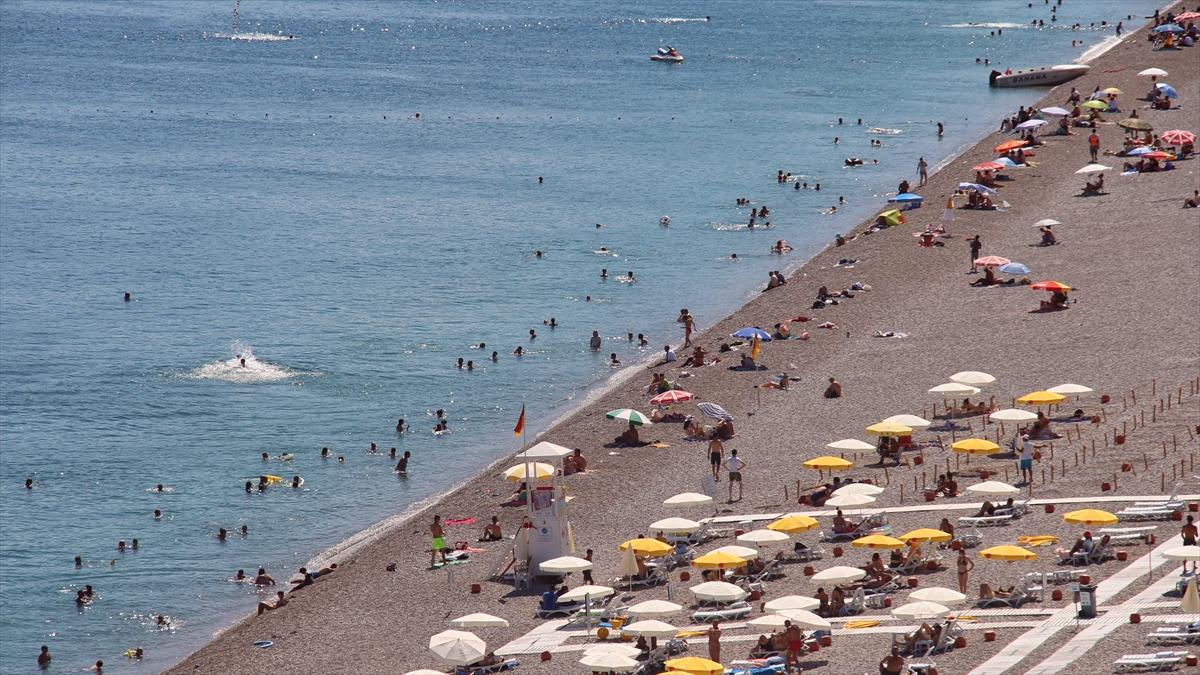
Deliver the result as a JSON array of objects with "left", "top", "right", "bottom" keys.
[
  {"left": 208, "top": 32, "right": 297, "bottom": 42},
  {"left": 184, "top": 342, "right": 308, "bottom": 383}
]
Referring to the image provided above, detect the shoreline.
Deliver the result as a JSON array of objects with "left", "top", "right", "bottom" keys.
[{"left": 170, "top": 6, "right": 1200, "bottom": 673}]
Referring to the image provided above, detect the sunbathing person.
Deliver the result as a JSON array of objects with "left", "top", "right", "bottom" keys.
[
  {"left": 833, "top": 508, "right": 856, "bottom": 533},
  {"left": 614, "top": 422, "right": 647, "bottom": 447},
  {"left": 684, "top": 346, "right": 709, "bottom": 367},
  {"left": 978, "top": 582, "right": 1015, "bottom": 600},
  {"left": 1083, "top": 173, "right": 1104, "bottom": 193},
  {"left": 1055, "top": 532, "right": 1094, "bottom": 559},
  {"left": 479, "top": 516, "right": 503, "bottom": 542},
  {"left": 903, "top": 623, "right": 934, "bottom": 653},
  {"left": 809, "top": 484, "right": 832, "bottom": 507},
  {"left": 751, "top": 634, "right": 776, "bottom": 657},
  {"left": 815, "top": 587, "right": 830, "bottom": 616},
  {"left": 970, "top": 267, "right": 998, "bottom": 287},
  {"left": 830, "top": 587, "right": 847, "bottom": 616},
  {"left": 974, "top": 501, "right": 996, "bottom": 518}
]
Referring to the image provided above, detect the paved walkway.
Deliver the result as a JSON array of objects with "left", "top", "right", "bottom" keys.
[{"left": 967, "top": 538, "right": 1183, "bottom": 675}]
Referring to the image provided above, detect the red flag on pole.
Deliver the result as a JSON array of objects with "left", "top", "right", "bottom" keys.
[{"left": 513, "top": 405, "right": 525, "bottom": 436}]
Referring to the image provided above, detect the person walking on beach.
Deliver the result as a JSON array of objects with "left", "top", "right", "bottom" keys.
[
  {"left": 708, "top": 437, "right": 725, "bottom": 482},
  {"left": 969, "top": 235, "right": 982, "bottom": 273},
  {"left": 707, "top": 620, "right": 722, "bottom": 661},
  {"left": 430, "top": 515, "right": 447, "bottom": 567},
  {"left": 1182, "top": 516, "right": 1198, "bottom": 574},
  {"left": 917, "top": 157, "right": 929, "bottom": 186},
  {"left": 683, "top": 313, "right": 695, "bottom": 346},
  {"left": 1019, "top": 434, "right": 1036, "bottom": 485},
  {"left": 956, "top": 548, "right": 975, "bottom": 594},
  {"left": 724, "top": 449, "right": 745, "bottom": 502},
  {"left": 582, "top": 549, "right": 594, "bottom": 585},
  {"left": 1088, "top": 130, "right": 1100, "bottom": 162}
]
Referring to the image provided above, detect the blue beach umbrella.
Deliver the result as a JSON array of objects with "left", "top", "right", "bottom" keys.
[
  {"left": 1152, "top": 23, "right": 1183, "bottom": 33},
  {"left": 1000, "top": 262, "right": 1031, "bottom": 275},
  {"left": 958, "top": 182, "right": 997, "bottom": 195},
  {"left": 1127, "top": 146, "right": 1153, "bottom": 156},
  {"left": 993, "top": 157, "right": 1019, "bottom": 167},
  {"left": 732, "top": 327, "right": 772, "bottom": 341},
  {"left": 889, "top": 193, "right": 924, "bottom": 202},
  {"left": 1156, "top": 83, "right": 1179, "bottom": 99}
]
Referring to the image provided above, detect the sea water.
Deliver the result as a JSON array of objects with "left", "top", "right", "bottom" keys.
[{"left": 0, "top": 1, "right": 1162, "bottom": 671}]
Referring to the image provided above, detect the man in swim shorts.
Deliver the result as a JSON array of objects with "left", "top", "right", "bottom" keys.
[
  {"left": 430, "top": 515, "right": 447, "bottom": 566},
  {"left": 784, "top": 621, "right": 804, "bottom": 669},
  {"left": 708, "top": 438, "right": 724, "bottom": 482}
]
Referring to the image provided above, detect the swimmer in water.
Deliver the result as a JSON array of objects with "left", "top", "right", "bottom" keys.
[
  {"left": 321, "top": 446, "right": 331, "bottom": 457},
  {"left": 609, "top": 353, "right": 621, "bottom": 366},
  {"left": 291, "top": 476, "right": 301, "bottom": 488},
  {"left": 131, "top": 539, "right": 138, "bottom": 550},
  {"left": 396, "top": 450, "right": 411, "bottom": 475},
  {"left": 513, "top": 346, "right": 524, "bottom": 356},
  {"left": 534, "top": 250, "right": 543, "bottom": 258},
  {"left": 490, "top": 351, "right": 498, "bottom": 362},
  {"left": 245, "top": 481, "right": 252, "bottom": 493},
  {"left": 75, "top": 555, "right": 82, "bottom": 567},
  {"left": 456, "top": 357, "right": 464, "bottom": 369},
  {"left": 548, "top": 317, "right": 557, "bottom": 328},
  {"left": 638, "top": 334, "right": 648, "bottom": 346},
  {"left": 529, "top": 329, "right": 536, "bottom": 340},
  {"left": 600, "top": 268, "right": 608, "bottom": 279},
  {"left": 240, "top": 358, "right": 246, "bottom": 368},
  {"left": 217, "top": 528, "right": 227, "bottom": 541},
  {"left": 156, "top": 614, "right": 169, "bottom": 626},
  {"left": 337, "top": 455, "right": 345, "bottom": 463},
  {"left": 123, "top": 292, "right": 130, "bottom": 302},
  {"left": 154, "top": 509, "right": 162, "bottom": 520},
  {"left": 240, "top": 525, "right": 248, "bottom": 536},
  {"left": 730, "top": 253, "right": 738, "bottom": 260},
  {"left": 235, "top": 569, "right": 246, "bottom": 582},
  {"left": 466, "top": 360, "right": 474, "bottom": 371},
  {"left": 627, "top": 271, "right": 636, "bottom": 282},
  {"left": 24, "top": 478, "right": 32, "bottom": 489},
  {"left": 262, "top": 452, "right": 269, "bottom": 461},
  {"left": 369, "top": 442, "right": 379, "bottom": 455},
  {"left": 585, "top": 295, "right": 592, "bottom": 302},
  {"left": 394, "top": 418, "right": 405, "bottom": 433},
  {"left": 389, "top": 447, "right": 396, "bottom": 459},
  {"left": 117, "top": 540, "right": 126, "bottom": 552}
]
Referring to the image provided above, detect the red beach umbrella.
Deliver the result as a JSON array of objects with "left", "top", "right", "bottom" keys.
[
  {"left": 1159, "top": 130, "right": 1195, "bottom": 146},
  {"left": 1143, "top": 151, "right": 1176, "bottom": 161},
  {"left": 1030, "top": 281, "right": 1072, "bottom": 292},
  {"left": 650, "top": 390, "right": 695, "bottom": 406},
  {"left": 973, "top": 161, "right": 1005, "bottom": 172},
  {"left": 973, "top": 255, "right": 1011, "bottom": 267},
  {"left": 994, "top": 140, "right": 1028, "bottom": 153}
]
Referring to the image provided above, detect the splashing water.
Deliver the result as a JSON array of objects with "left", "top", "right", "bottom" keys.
[{"left": 185, "top": 343, "right": 304, "bottom": 383}]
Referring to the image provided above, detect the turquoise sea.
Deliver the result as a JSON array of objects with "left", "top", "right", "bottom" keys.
[{"left": 0, "top": 1, "right": 1162, "bottom": 671}]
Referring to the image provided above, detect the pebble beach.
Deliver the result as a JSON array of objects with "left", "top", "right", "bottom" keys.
[{"left": 165, "top": 7, "right": 1200, "bottom": 675}]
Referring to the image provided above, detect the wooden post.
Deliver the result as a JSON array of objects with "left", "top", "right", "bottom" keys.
[
  {"left": 1004, "top": 467, "right": 1010, "bottom": 482},
  {"left": 899, "top": 484, "right": 904, "bottom": 502},
  {"left": 1050, "top": 465, "right": 1055, "bottom": 482},
  {"left": 883, "top": 465, "right": 890, "bottom": 484},
  {"left": 785, "top": 484, "right": 790, "bottom": 501},
  {"left": 1041, "top": 468, "right": 1046, "bottom": 485},
  {"left": 1143, "top": 452, "right": 1149, "bottom": 471},
  {"left": 1141, "top": 410, "right": 1145, "bottom": 426},
  {"left": 1162, "top": 473, "right": 1167, "bottom": 492},
  {"left": 1123, "top": 421, "right": 1127, "bottom": 437}
]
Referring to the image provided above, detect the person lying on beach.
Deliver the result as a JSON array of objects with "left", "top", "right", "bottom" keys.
[
  {"left": 903, "top": 623, "right": 935, "bottom": 652},
  {"left": 257, "top": 590, "right": 287, "bottom": 615},
  {"left": 974, "top": 501, "right": 996, "bottom": 518},
  {"left": 683, "top": 346, "right": 709, "bottom": 367},
  {"left": 684, "top": 417, "right": 715, "bottom": 440}
]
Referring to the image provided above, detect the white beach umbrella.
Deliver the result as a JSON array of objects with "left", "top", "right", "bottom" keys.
[
  {"left": 832, "top": 482, "right": 885, "bottom": 497},
  {"left": 1047, "top": 383, "right": 1093, "bottom": 395},
  {"left": 616, "top": 545, "right": 640, "bottom": 578},
  {"left": 966, "top": 481, "right": 1021, "bottom": 496},
  {"left": 950, "top": 371, "right": 997, "bottom": 386},
  {"left": 764, "top": 594, "right": 821, "bottom": 613},
  {"left": 711, "top": 544, "right": 760, "bottom": 560},
  {"left": 747, "top": 613, "right": 793, "bottom": 629},
  {"left": 910, "top": 587, "right": 968, "bottom": 605},
  {"left": 559, "top": 584, "right": 614, "bottom": 603},
  {"left": 428, "top": 630, "right": 487, "bottom": 666},
  {"left": 1163, "top": 546, "right": 1200, "bottom": 561},
  {"left": 1033, "top": 218, "right": 1061, "bottom": 228},
  {"left": 579, "top": 652, "right": 639, "bottom": 672},
  {"left": 1075, "top": 163, "right": 1111, "bottom": 174},
  {"left": 811, "top": 566, "right": 867, "bottom": 584},
  {"left": 449, "top": 613, "right": 510, "bottom": 628},
  {"left": 883, "top": 414, "right": 932, "bottom": 429},
  {"left": 826, "top": 438, "right": 877, "bottom": 452},
  {"left": 625, "top": 599, "right": 683, "bottom": 618},
  {"left": 649, "top": 517, "right": 701, "bottom": 533},
  {"left": 929, "top": 382, "right": 982, "bottom": 395},
  {"left": 584, "top": 643, "right": 643, "bottom": 658},
  {"left": 989, "top": 408, "right": 1038, "bottom": 422},
  {"left": 1040, "top": 107, "right": 1070, "bottom": 116},
  {"left": 663, "top": 492, "right": 714, "bottom": 507},
  {"left": 1139, "top": 67, "right": 1169, "bottom": 77},
  {"left": 539, "top": 556, "right": 593, "bottom": 575},
  {"left": 1016, "top": 119, "right": 1047, "bottom": 129},
  {"left": 825, "top": 493, "right": 877, "bottom": 508},
  {"left": 1183, "top": 577, "right": 1200, "bottom": 614},
  {"left": 622, "top": 619, "right": 679, "bottom": 638},
  {"left": 738, "top": 529, "right": 792, "bottom": 544},
  {"left": 689, "top": 580, "right": 749, "bottom": 603},
  {"left": 893, "top": 601, "right": 950, "bottom": 619},
  {"left": 775, "top": 608, "right": 832, "bottom": 630}
]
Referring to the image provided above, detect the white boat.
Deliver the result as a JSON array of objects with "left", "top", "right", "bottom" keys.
[
  {"left": 651, "top": 47, "right": 683, "bottom": 63},
  {"left": 989, "top": 64, "right": 1089, "bottom": 88}
]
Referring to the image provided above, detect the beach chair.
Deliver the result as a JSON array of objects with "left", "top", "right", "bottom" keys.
[
  {"left": 692, "top": 600, "right": 753, "bottom": 623},
  {"left": 612, "top": 565, "right": 668, "bottom": 589},
  {"left": 1116, "top": 507, "right": 1178, "bottom": 521},
  {"left": 822, "top": 514, "right": 891, "bottom": 542},
  {"left": 785, "top": 542, "right": 825, "bottom": 562},
  {"left": 1113, "top": 651, "right": 1188, "bottom": 672},
  {"left": 957, "top": 514, "right": 1014, "bottom": 528},
  {"left": 1021, "top": 573, "right": 1046, "bottom": 602},
  {"left": 977, "top": 587, "right": 1035, "bottom": 608},
  {"left": 1099, "top": 525, "right": 1157, "bottom": 542},
  {"left": 534, "top": 594, "right": 592, "bottom": 619},
  {"left": 1147, "top": 625, "right": 1200, "bottom": 646},
  {"left": 454, "top": 658, "right": 520, "bottom": 674},
  {"left": 661, "top": 545, "right": 695, "bottom": 569}
]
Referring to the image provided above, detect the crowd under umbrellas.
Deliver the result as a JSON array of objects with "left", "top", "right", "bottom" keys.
[{"left": 398, "top": 361, "right": 1200, "bottom": 674}]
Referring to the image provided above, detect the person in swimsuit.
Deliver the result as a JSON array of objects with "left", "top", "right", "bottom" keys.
[
  {"left": 1182, "top": 516, "right": 1198, "bottom": 573},
  {"left": 430, "top": 515, "right": 447, "bottom": 566},
  {"left": 956, "top": 548, "right": 975, "bottom": 594},
  {"left": 784, "top": 621, "right": 804, "bottom": 669},
  {"left": 706, "top": 620, "right": 722, "bottom": 662},
  {"left": 708, "top": 438, "right": 724, "bottom": 481}
]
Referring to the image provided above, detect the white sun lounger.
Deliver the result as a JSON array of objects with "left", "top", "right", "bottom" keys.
[
  {"left": 1116, "top": 508, "right": 1178, "bottom": 521},
  {"left": 692, "top": 600, "right": 752, "bottom": 623},
  {"left": 958, "top": 514, "right": 1014, "bottom": 527},
  {"left": 1113, "top": 651, "right": 1189, "bottom": 672},
  {"left": 1147, "top": 625, "right": 1200, "bottom": 645}
]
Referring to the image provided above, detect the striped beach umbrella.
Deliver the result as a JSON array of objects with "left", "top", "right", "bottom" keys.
[
  {"left": 649, "top": 390, "right": 694, "bottom": 406},
  {"left": 973, "top": 255, "right": 1010, "bottom": 268},
  {"left": 606, "top": 408, "right": 652, "bottom": 425},
  {"left": 696, "top": 402, "right": 733, "bottom": 421},
  {"left": 1160, "top": 129, "right": 1196, "bottom": 146}
]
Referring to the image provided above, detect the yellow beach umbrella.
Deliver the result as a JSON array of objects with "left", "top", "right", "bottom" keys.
[
  {"left": 665, "top": 656, "right": 724, "bottom": 675},
  {"left": 852, "top": 534, "right": 906, "bottom": 550},
  {"left": 501, "top": 462, "right": 556, "bottom": 482},
  {"left": 692, "top": 551, "right": 750, "bottom": 570},
  {"left": 951, "top": 438, "right": 1001, "bottom": 455},
  {"left": 767, "top": 514, "right": 820, "bottom": 534},
  {"left": 1063, "top": 509, "right": 1119, "bottom": 526},
  {"left": 980, "top": 545, "right": 1037, "bottom": 561},
  {"left": 618, "top": 538, "right": 673, "bottom": 557},
  {"left": 803, "top": 455, "right": 854, "bottom": 470},
  {"left": 866, "top": 422, "right": 913, "bottom": 437},
  {"left": 1016, "top": 391, "right": 1066, "bottom": 406},
  {"left": 1103, "top": 87, "right": 1122, "bottom": 95},
  {"left": 899, "top": 528, "right": 953, "bottom": 544}
]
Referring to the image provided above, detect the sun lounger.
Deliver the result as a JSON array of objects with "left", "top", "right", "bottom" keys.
[
  {"left": 454, "top": 658, "right": 519, "bottom": 674},
  {"left": 1113, "top": 651, "right": 1189, "bottom": 672},
  {"left": 535, "top": 597, "right": 596, "bottom": 619},
  {"left": 692, "top": 600, "right": 752, "bottom": 623},
  {"left": 1147, "top": 626, "right": 1200, "bottom": 646},
  {"left": 782, "top": 542, "right": 825, "bottom": 562},
  {"left": 958, "top": 514, "right": 1014, "bottom": 528},
  {"left": 821, "top": 514, "right": 891, "bottom": 542},
  {"left": 1116, "top": 507, "right": 1179, "bottom": 521},
  {"left": 977, "top": 587, "right": 1035, "bottom": 608},
  {"left": 610, "top": 565, "right": 668, "bottom": 589}
]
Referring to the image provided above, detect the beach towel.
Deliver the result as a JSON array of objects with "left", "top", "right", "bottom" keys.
[
  {"left": 444, "top": 517, "right": 477, "bottom": 526},
  {"left": 844, "top": 619, "right": 882, "bottom": 629},
  {"left": 1017, "top": 535, "right": 1059, "bottom": 547}
]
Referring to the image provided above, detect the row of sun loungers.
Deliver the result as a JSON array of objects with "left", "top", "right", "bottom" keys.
[
  {"left": 1146, "top": 623, "right": 1200, "bottom": 646},
  {"left": 1113, "top": 650, "right": 1191, "bottom": 672}
]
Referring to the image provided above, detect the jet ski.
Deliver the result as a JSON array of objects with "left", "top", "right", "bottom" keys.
[{"left": 650, "top": 46, "right": 684, "bottom": 63}]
